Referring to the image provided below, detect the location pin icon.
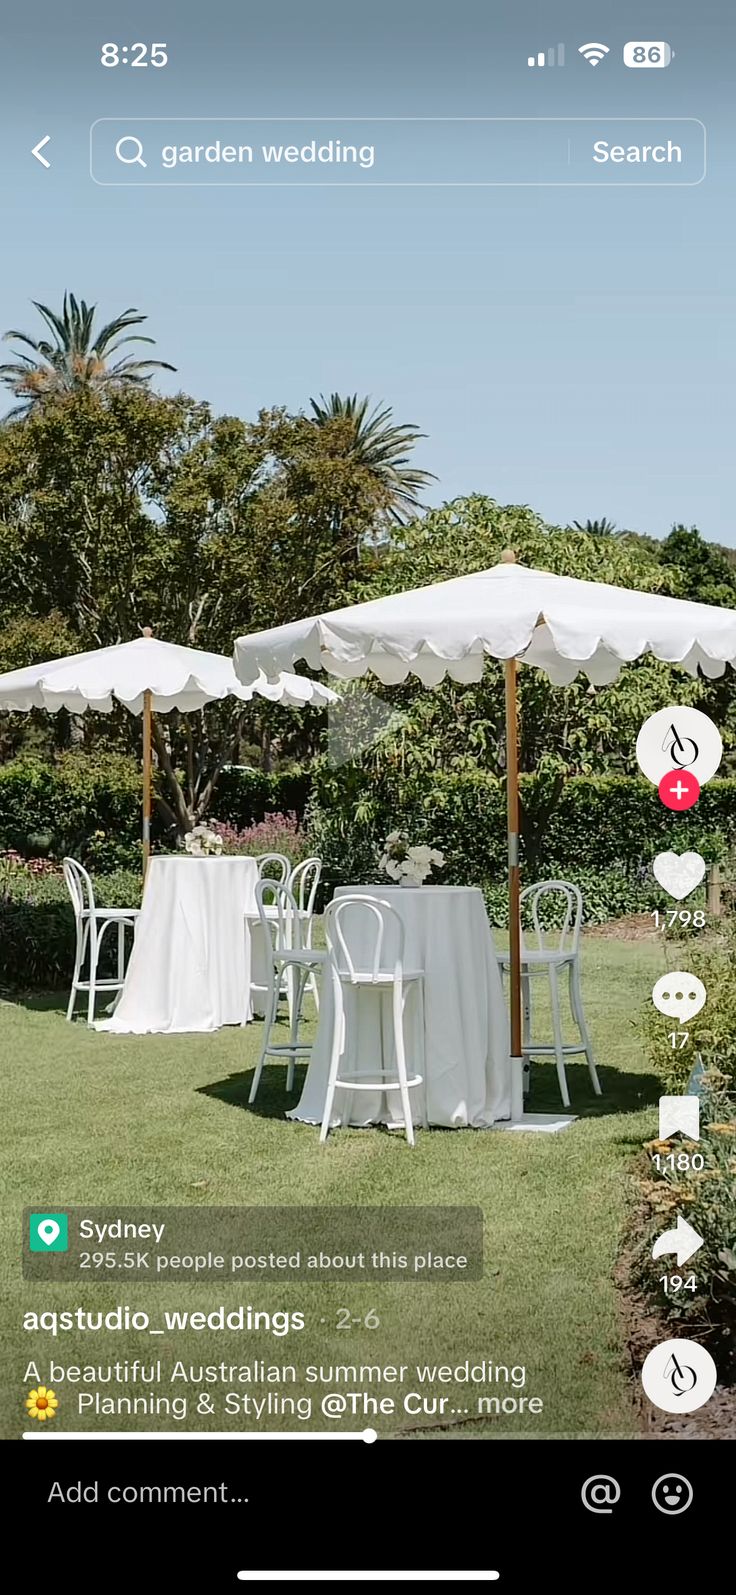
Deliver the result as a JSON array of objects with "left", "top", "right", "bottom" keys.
[{"left": 37, "top": 1219, "right": 61, "bottom": 1246}]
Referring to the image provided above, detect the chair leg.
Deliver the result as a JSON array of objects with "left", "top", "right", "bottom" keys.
[
  {"left": 284, "top": 964, "right": 294, "bottom": 1031},
  {"left": 67, "top": 920, "right": 86, "bottom": 1021},
  {"left": 413, "top": 980, "right": 429, "bottom": 1130},
  {"left": 521, "top": 970, "right": 532, "bottom": 1096},
  {"left": 392, "top": 979, "right": 415, "bottom": 1147},
  {"left": 117, "top": 919, "right": 126, "bottom": 982},
  {"left": 308, "top": 969, "right": 320, "bottom": 1013},
  {"left": 548, "top": 965, "right": 570, "bottom": 1110},
  {"left": 249, "top": 969, "right": 278, "bottom": 1104},
  {"left": 286, "top": 966, "right": 306, "bottom": 1093},
  {"left": 570, "top": 957, "right": 602, "bottom": 1096},
  {"left": 320, "top": 979, "right": 345, "bottom": 1143},
  {"left": 86, "top": 922, "right": 99, "bottom": 1027}
]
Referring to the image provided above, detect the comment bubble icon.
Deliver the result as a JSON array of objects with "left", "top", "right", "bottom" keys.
[{"left": 651, "top": 971, "right": 706, "bottom": 1026}]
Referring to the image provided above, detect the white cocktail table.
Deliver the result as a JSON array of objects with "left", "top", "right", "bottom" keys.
[
  {"left": 97, "top": 854, "right": 259, "bottom": 1034},
  {"left": 289, "top": 884, "right": 511, "bottom": 1128}
]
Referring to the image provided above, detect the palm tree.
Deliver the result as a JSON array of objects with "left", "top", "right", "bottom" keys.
[
  {"left": 0, "top": 294, "right": 175, "bottom": 419},
  {"left": 309, "top": 393, "right": 435, "bottom": 523},
  {"left": 571, "top": 518, "right": 618, "bottom": 538}
]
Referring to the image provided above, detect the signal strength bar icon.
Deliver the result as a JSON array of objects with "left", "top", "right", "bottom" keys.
[{"left": 528, "top": 44, "right": 565, "bottom": 67}]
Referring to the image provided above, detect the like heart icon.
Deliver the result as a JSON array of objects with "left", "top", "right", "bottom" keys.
[{"left": 652, "top": 850, "right": 706, "bottom": 901}]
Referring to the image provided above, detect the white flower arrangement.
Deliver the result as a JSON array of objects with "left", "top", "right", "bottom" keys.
[
  {"left": 184, "top": 824, "right": 223, "bottom": 857},
  {"left": 378, "top": 829, "right": 444, "bottom": 886}
]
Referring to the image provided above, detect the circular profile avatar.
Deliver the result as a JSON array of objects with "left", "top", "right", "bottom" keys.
[{"left": 636, "top": 705, "right": 722, "bottom": 789}]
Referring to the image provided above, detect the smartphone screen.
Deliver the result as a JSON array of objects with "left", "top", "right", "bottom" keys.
[{"left": 2, "top": 2, "right": 734, "bottom": 1587}]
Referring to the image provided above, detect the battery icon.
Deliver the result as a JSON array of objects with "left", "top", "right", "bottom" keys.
[{"left": 623, "top": 41, "right": 674, "bottom": 68}]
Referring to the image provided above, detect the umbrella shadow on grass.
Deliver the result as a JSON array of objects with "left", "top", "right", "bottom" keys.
[
  {"left": 199, "top": 1056, "right": 662, "bottom": 1129},
  {"left": 1, "top": 989, "right": 69, "bottom": 1015},
  {"left": 527, "top": 1058, "right": 663, "bottom": 1120},
  {"left": 198, "top": 1064, "right": 309, "bottom": 1123}
]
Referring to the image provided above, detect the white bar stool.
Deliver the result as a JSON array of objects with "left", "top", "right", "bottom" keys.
[
  {"left": 288, "top": 857, "right": 323, "bottom": 1011},
  {"left": 63, "top": 857, "right": 139, "bottom": 1025},
  {"left": 248, "top": 879, "right": 326, "bottom": 1104},
  {"left": 498, "top": 880, "right": 601, "bottom": 1109},
  {"left": 321, "top": 896, "right": 424, "bottom": 1146}
]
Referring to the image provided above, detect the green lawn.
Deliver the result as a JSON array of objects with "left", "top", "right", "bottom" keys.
[{"left": 2, "top": 937, "right": 666, "bottom": 1440}]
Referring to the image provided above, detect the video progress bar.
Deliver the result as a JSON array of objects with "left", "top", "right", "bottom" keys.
[
  {"left": 22, "top": 1428, "right": 378, "bottom": 1442},
  {"left": 237, "top": 1577, "right": 500, "bottom": 1585}
]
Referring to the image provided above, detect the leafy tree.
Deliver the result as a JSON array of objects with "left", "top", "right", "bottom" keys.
[
  {"left": 0, "top": 294, "right": 175, "bottom": 420},
  {"left": 309, "top": 393, "right": 435, "bottom": 526},
  {"left": 659, "top": 524, "right": 736, "bottom": 609},
  {"left": 0, "top": 611, "right": 80, "bottom": 759},
  {"left": 657, "top": 524, "right": 736, "bottom": 759},
  {"left": 0, "top": 389, "right": 398, "bottom": 830}
]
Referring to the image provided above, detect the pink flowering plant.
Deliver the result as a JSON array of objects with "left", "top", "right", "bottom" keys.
[
  {"left": 209, "top": 812, "right": 310, "bottom": 865},
  {"left": 0, "top": 849, "right": 61, "bottom": 882}
]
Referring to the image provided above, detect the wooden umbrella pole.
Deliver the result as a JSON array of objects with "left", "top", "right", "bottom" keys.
[
  {"left": 504, "top": 658, "right": 522, "bottom": 1048},
  {"left": 142, "top": 689, "right": 152, "bottom": 880},
  {"left": 142, "top": 627, "right": 153, "bottom": 882},
  {"left": 501, "top": 551, "right": 523, "bottom": 1119}
]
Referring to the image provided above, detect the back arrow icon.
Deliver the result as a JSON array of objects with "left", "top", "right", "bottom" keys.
[{"left": 32, "top": 136, "right": 51, "bottom": 168}]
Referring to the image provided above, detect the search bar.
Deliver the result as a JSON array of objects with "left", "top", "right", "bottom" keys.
[{"left": 90, "top": 118, "right": 706, "bottom": 187}]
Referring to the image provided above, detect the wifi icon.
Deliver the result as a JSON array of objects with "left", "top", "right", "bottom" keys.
[{"left": 578, "top": 41, "right": 610, "bottom": 65}]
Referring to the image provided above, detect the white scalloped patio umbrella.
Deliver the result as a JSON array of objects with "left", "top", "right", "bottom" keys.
[
  {"left": 233, "top": 552, "right": 736, "bottom": 1116},
  {"left": 0, "top": 632, "right": 335, "bottom": 874}
]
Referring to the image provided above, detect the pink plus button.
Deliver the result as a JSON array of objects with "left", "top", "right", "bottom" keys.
[{"left": 658, "top": 768, "right": 701, "bottom": 811}]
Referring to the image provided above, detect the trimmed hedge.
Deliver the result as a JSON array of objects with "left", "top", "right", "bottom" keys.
[
  {"left": 307, "top": 767, "right": 736, "bottom": 925},
  {"left": 0, "top": 867, "right": 142, "bottom": 989},
  {"left": 3, "top": 757, "right": 735, "bottom": 986},
  {"left": 0, "top": 755, "right": 311, "bottom": 871}
]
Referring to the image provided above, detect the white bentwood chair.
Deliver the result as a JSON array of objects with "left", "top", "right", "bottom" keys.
[
  {"left": 254, "top": 852, "right": 290, "bottom": 886},
  {"left": 248, "top": 880, "right": 326, "bottom": 1105},
  {"left": 498, "top": 880, "right": 601, "bottom": 1110},
  {"left": 321, "top": 896, "right": 424, "bottom": 1146},
  {"left": 288, "top": 857, "right": 322, "bottom": 1010},
  {"left": 63, "top": 857, "right": 140, "bottom": 1025}
]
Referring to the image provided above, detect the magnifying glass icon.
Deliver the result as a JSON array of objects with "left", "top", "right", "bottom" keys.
[{"left": 115, "top": 136, "right": 147, "bottom": 168}]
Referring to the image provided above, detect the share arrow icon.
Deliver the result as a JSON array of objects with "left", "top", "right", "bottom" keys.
[{"left": 651, "top": 1214, "right": 704, "bottom": 1267}]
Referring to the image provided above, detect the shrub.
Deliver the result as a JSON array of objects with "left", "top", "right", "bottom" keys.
[
  {"left": 0, "top": 753, "right": 144, "bottom": 870},
  {"left": 213, "top": 767, "right": 311, "bottom": 828},
  {"left": 0, "top": 855, "right": 142, "bottom": 990}
]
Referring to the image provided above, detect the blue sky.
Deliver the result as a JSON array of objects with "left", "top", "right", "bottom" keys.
[{"left": 1, "top": 0, "right": 734, "bottom": 540}]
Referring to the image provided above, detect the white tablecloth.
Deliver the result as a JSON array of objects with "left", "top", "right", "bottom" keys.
[
  {"left": 288, "top": 885, "right": 511, "bottom": 1129},
  {"left": 97, "top": 855, "right": 259, "bottom": 1034}
]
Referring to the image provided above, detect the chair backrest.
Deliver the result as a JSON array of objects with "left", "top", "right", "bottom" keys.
[
  {"left": 521, "top": 881, "right": 583, "bottom": 956},
  {"left": 324, "top": 895, "right": 405, "bottom": 985},
  {"left": 63, "top": 856, "right": 95, "bottom": 921},
  {"left": 256, "top": 878, "right": 303, "bottom": 957},
  {"left": 288, "top": 856, "right": 322, "bottom": 916},
  {"left": 255, "top": 852, "right": 290, "bottom": 886}
]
